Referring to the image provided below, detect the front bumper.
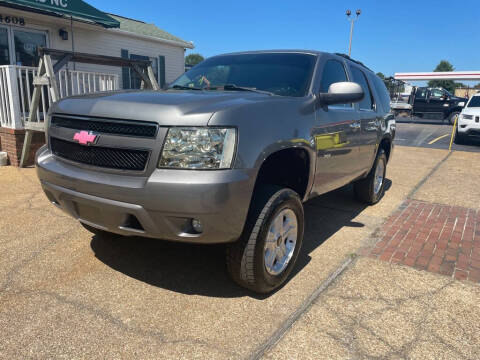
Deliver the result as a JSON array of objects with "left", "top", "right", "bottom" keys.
[
  {"left": 36, "top": 146, "right": 255, "bottom": 244},
  {"left": 458, "top": 116, "right": 480, "bottom": 136}
]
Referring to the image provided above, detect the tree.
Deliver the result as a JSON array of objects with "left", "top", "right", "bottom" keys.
[
  {"left": 185, "top": 53, "right": 204, "bottom": 66},
  {"left": 376, "top": 72, "right": 404, "bottom": 96},
  {"left": 427, "top": 60, "right": 456, "bottom": 93}
]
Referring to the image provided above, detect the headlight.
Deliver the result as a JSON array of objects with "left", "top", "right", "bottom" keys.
[
  {"left": 159, "top": 127, "right": 236, "bottom": 169},
  {"left": 461, "top": 114, "right": 473, "bottom": 120}
]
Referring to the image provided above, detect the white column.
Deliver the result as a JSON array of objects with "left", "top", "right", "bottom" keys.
[{"left": 5, "top": 65, "right": 23, "bottom": 129}]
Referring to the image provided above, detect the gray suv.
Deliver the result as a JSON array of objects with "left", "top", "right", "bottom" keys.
[{"left": 36, "top": 51, "right": 395, "bottom": 293}]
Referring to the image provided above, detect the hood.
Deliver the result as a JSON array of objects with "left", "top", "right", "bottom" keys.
[
  {"left": 461, "top": 107, "right": 480, "bottom": 116},
  {"left": 452, "top": 96, "right": 468, "bottom": 103},
  {"left": 51, "top": 90, "right": 272, "bottom": 126}
]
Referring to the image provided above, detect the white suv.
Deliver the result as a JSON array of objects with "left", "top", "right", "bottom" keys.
[{"left": 455, "top": 93, "right": 480, "bottom": 144}]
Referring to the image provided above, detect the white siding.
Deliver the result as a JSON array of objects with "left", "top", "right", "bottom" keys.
[{"left": 0, "top": 6, "right": 187, "bottom": 87}]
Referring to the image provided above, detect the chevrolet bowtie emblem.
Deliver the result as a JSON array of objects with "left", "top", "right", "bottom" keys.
[{"left": 73, "top": 131, "right": 98, "bottom": 145}]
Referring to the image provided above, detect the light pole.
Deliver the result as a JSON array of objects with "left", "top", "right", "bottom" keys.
[{"left": 346, "top": 9, "right": 361, "bottom": 57}]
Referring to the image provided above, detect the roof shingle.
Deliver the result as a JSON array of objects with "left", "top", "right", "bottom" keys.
[{"left": 109, "top": 14, "right": 193, "bottom": 48}]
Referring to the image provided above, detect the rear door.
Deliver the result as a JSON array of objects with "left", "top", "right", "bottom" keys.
[
  {"left": 312, "top": 58, "right": 360, "bottom": 195},
  {"left": 413, "top": 88, "right": 428, "bottom": 114},
  {"left": 349, "top": 66, "right": 379, "bottom": 174}
]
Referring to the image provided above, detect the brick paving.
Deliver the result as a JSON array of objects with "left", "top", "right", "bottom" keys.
[{"left": 365, "top": 199, "right": 480, "bottom": 283}]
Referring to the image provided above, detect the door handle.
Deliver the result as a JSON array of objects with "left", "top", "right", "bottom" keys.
[{"left": 349, "top": 121, "right": 361, "bottom": 130}]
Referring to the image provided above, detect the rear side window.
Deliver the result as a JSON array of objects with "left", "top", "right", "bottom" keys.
[
  {"left": 320, "top": 59, "right": 350, "bottom": 107},
  {"left": 371, "top": 75, "right": 391, "bottom": 113},
  {"left": 350, "top": 66, "right": 374, "bottom": 110}
]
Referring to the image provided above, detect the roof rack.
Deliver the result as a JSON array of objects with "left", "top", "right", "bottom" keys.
[{"left": 334, "top": 53, "right": 371, "bottom": 71}]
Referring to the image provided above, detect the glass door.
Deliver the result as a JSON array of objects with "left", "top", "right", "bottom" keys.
[
  {"left": 0, "top": 27, "right": 9, "bottom": 65},
  {"left": 13, "top": 29, "right": 46, "bottom": 67}
]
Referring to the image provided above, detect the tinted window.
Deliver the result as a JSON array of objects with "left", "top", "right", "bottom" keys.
[
  {"left": 371, "top": 74, "right": 391, "bottom": 113},
  {"left": 320, "top": 60, "right": 348, "bottom": 92},
  {"left": 171, "top": 53, "right": 316, "bottom": 97},
  {"left": 320, "top": 60, "right": 351, "bottom": 107},
  {"left": 351, "top": 66, "right": 374, "bottom": 110},
  {"left": 430, "top": 89, "right": 444, "bottom": 98},
  {"left": 415, "top": 88, "right": 427, "bottom": 99},
  {"left": 467, "top": 96, "right": 480, "bottom": 107}
]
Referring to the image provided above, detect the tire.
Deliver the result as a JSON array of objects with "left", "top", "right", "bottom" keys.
[
  {"left": 354, "top": 149, "right": 387, "bottom": 205},
  {"left": 454, "top": 126, "right": 467, "bottom": 145},
  {"left": 447, "top": 112, "right": 460, "bottom": 125},
  {"left": 80, "top": 222, "right": 114, "bottom": 237},
  {"left": 226, "top": 185, "right": 304, "bottom": 293}
]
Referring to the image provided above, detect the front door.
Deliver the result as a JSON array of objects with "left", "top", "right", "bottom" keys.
[
  {"left": 313, "top": 59, "right": 360, "bottom": 195},
  {"left": 12, "top": 29, "right": 46, "bottom": 67}
]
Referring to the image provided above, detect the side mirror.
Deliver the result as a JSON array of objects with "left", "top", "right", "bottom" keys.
[{"left": 317, "top": 82, "right": 364, "bottom": 106}]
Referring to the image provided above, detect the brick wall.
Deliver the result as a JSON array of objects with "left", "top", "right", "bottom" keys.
[{"left": 0, "top": 128, "right": 45, "bottom": 167}]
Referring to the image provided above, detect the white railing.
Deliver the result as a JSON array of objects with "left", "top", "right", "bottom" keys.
[
  {"left": 57, "top": 69, "right": 118, "bottom": 98},
  {"left": 0, "top": 65, "right": 119, "bottom": 130}
]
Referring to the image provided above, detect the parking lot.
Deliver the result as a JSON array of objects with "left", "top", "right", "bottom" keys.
[
  {"left": 1, "top": 140, "right": 480, "bottom": 359},
  {"left": 395, "top": 118, "right": 480, "bottom": 153}
]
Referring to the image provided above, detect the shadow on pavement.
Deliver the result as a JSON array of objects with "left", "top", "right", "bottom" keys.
[{"left": 90, "top": 179, "right": 392, "bottom": 298}]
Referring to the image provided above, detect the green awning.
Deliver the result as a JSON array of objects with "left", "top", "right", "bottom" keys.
[{"left": 0, "top": 0, "right": 120, "bottom": 28}]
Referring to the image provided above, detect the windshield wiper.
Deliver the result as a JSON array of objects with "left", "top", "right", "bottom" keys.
[
  {"left": 170, "top": 84, "right": 203, "bottom": 90},
  {"left": 223, "top": 84, "right": 274, "bottom": 96}
]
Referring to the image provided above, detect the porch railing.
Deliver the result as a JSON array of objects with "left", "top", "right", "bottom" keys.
[{"left": 0, "top": 65, "right": 119, "bottom": 130}]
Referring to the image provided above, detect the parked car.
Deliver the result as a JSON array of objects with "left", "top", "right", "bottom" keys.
[
  {"left": 36, "top": 50, "right": 395, "bottom": 293},
  {"left": 391, "top": 87, "right": 467, "bottom": 124},
  {"left": 455, "top": 93, "right": 480, "bottom": 144}
]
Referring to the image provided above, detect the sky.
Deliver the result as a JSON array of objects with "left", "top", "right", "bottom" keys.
[{"left": 89, "top": 0, "right": 480, "bottom": 82}]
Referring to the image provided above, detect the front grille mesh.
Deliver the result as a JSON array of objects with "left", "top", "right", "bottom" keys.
[
  {"left": 50, "top": 137, "right": 149, "bottom": 171},
  {"left": 51, "top": 116, "right": 157, "bottom": 138}
]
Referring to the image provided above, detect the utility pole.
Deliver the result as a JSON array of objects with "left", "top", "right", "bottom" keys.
[{"left": 346, "top": 9, "right": 361, "bottom": 57}]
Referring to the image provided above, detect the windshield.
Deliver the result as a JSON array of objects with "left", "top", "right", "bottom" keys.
[
  {"left": 170, "top": 53, "right": 316, "bottom": 97},
  {"left": 467, "top": 96, "right": 480, "bottom": 107}
]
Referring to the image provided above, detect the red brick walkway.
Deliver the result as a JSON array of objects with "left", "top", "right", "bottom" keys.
[{"left": 365, "top": 199, "right": 480, "bottom": 283}]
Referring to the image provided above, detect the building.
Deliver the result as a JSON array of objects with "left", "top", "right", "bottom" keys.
[
  {"left": 0, "top": 0, "right": 194, "bottom": 165},
  {"left": 455, "top": 88, "right": 479, "bottom": 99}
]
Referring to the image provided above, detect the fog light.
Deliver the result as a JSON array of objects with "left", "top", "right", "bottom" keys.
[{"left": 191, "top": 218, "right": 203, "bottom": 233}]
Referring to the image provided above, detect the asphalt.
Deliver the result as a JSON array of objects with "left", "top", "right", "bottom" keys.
[
  {"left": 395, "top": 118, "right": 480, "bottom": 153},
  {"left": 1, "top": 144, "right": 479, "bottom": 359}
]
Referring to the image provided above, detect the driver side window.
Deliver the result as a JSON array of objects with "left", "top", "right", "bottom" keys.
[
  {"left": 430, "top": 89, "right": 444, "bottom": 98},
  {"left": 320, "top": 60, "right": 350, "bottom": 107}
]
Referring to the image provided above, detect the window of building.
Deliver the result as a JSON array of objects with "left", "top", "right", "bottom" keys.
[
  {"left": 13, "top": 29, "right": 46, "bottom": 67},
  {"left": 0, "top": 28, "right": 9, "bottom": 65},
  {"left": 0, "top": 27, "right": 47, "bottom": 67}
]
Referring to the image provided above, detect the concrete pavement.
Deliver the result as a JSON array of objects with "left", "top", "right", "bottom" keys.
[
  {"left": 264, "top": 149, "right": 480, "bottom": 359},
  {"left": 0, "top": 146, "right": 478, "bottom": 359}
]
